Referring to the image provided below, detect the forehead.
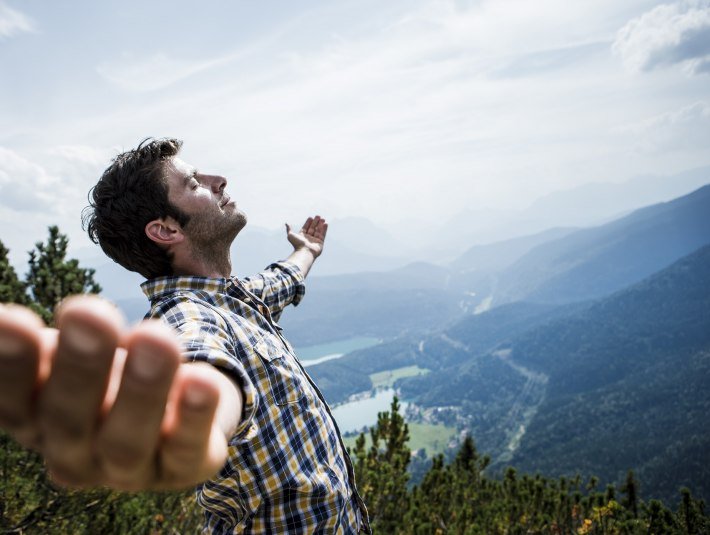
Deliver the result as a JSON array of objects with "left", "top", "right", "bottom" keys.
[
  {"left": 163, "top": 157, "right": 196, "bottom": 192},
  {"left": 165, "top": 157, "right": 195, "bottom": 181}
]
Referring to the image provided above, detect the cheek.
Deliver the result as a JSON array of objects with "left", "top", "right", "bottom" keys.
[{"left": 183, "top": 192, "right": 215, "bottom": 212}]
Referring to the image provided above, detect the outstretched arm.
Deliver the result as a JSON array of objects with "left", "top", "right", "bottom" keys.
[
  {"left": 0, "top": 296, "right": 240, "bottom": 491},
  {"left": 285, "top": 215, "right": 328, "bottom": 278}
]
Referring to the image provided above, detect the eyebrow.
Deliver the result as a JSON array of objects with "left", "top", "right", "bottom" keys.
[{"left": 182, "top": 169, "right": 199, "bottom": 185}]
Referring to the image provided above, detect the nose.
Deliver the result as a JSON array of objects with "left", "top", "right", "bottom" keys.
[{"left": 207, "top": 174, "right": 227, "bottom": 193}]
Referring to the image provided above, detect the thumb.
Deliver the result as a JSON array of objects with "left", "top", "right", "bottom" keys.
[{"left": 285, "top": 223, "right": 291, "bottom": 234}]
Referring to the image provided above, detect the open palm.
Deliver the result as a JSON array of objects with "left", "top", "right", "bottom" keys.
[{"left": 286, "top": 215, "right": 328, "bottom": 258}]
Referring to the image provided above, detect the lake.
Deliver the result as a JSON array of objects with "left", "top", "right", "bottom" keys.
[
  {"left": 331, "top": 388, "right": 408, "bottom": 433},
  {"left": 295, "top": 337, "right": 406, "bottom": 433},
  {"left": 295, "top": 336, "right": 380, "bottom": 364}
]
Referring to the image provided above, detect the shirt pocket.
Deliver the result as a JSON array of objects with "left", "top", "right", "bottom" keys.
[{"left": 254, "top": 335, "right": 306, "bottom": 406}]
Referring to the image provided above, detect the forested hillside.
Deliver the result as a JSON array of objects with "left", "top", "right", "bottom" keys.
[
  {"left": 397, "top": 245, "right": 710, "bottom": 504},
  {"left": 305, "top": 241, "right": 710, "bottom": 506},
  {"left": 507, "top": 244, "right": 710, "bottom": 503}
]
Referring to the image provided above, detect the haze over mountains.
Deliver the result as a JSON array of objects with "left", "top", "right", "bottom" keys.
[{"left": 84, "top": 166, "right": 710, "bottom": 322}]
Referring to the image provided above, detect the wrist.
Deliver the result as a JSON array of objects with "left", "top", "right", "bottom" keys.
[{"left": 293, "top": 245, "right": 320, "bottom": 259}]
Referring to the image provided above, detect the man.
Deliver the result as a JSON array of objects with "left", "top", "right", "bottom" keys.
[{"left": 0, "top": 138, "right": 370, "bottom": 534}]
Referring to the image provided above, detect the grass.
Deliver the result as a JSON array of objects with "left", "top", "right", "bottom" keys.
[
  {"left": 344, "top": 422, "right": 457, "bottom": 456},
  {"left": 369, "top": 365, "right": 430, "bottom": 388},
  {"left": 408, "top": 423, "right": 458, "bottom": 455}
]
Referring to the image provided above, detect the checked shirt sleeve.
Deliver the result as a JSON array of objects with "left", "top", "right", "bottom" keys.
[
  {"left": 241, "top": 261, "right": 305, "bottom": 322},
  {"left": 153, "top": 297, "right": 258, "bottom": 440}
]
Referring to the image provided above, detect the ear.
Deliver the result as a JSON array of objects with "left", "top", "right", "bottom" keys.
[{"left": 145, "top": 217, "right": 184, "bottom": 246}]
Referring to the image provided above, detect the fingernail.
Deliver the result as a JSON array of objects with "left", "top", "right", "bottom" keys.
[
  {"left": 129, "top": 351, "right": 164, "bottom": 380},
  {"left": 0, "top": 332, "right": 25, "bottom": 356},
  {"left": 63, "top": 324, "right": 102, "bottom": 354},
  {"left": 184, "top": 384, "right": 211, "bottom": 408}
]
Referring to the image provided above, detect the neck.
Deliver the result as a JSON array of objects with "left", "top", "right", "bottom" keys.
[{"left": 172, "top": 244, "right": 233, "bottom": 278}]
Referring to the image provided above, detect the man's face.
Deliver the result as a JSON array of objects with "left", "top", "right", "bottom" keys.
[{"left": 164, "top": 157, "right": 247, "bottom": 251}]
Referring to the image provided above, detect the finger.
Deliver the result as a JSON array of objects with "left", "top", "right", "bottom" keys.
[
  {"left": 319, "top": 221, "right": 328, "bottom": 240},
  {"left": 306, "top": 215, "right": 320, "bottom": 236},
  {"left": 285, "top": 222, "right": 291, "bottom": 235},
  {"left": 301, "top": 216, "right": 313, "bottom": 234},
  {"left": 39, "top": 296, "right": 124, "bottom": 484},
  {"left": 96, "top": 320, "right": 181, "bottom": 489},
  {"left": 158, "top": 365, "right": 226, "bottom": 489},
  {"left": 0, "top": 305, "right": 47, "bottom": 447}
]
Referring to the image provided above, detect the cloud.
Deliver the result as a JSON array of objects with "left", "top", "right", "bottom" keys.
[
  {"left": 0, "top": 147, "right": 58, "bottom": 211},
  {"left": 0, "top": 145, "right": 114, "bottom": 215},
  {"left": 620, "top": 100, "right": 710, "bottom": 129},
  {"left": 615, "top": 101, "right": 710, "bottom": 151},
  {"left": 492, "top": 42, "right": 607, "bottom": 78},
  {"left": 48, "top": 144, "right": 116, "bottom": 167},
  {"left": 0, "top": 1, "right": 34, "bottom": 38},
  {"left": 41, "top": 145, "right": 122, "bottom": 221},
  {"left": 96, "top": 52, "right": 243, "bottom": 93},
  {"left": 613, "top": 0, "right": 710, "bottom": 75}
]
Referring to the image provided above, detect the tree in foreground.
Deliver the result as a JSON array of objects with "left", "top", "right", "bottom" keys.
[
  {"left": 351, "top": 399, "right": 708, "bottom": 534},
  {"left": 0, "top": 239, "right": 26, "bottom": 304},
  {"left": 353, "top": 396, "right": 411, "bottom": 533},
  {"left": 25, "top": 225, "right": 101, "bottom": 324}
]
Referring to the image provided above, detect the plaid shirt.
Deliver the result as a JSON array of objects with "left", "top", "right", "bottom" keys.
[{"left": 141, "top": 262, "right": 370, "bottom": 534}]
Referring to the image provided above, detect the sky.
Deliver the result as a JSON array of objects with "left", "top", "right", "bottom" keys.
[{"left": 1, "top": 0, "right": 709, "bottom": 268}]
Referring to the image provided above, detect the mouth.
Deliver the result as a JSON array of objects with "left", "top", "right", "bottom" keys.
[{"left": 220, "top": 194, "right": 231, "bottom": 207}]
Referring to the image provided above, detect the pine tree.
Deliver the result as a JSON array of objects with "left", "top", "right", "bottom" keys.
[
  {"left": 646, "top": 499, "right": 678, "bottom": 534},
  {"left": 0, "top": 239, "right": 26, "bottom": 304},
  {"left": 25, "top": 225, "right": 101, "bottom": 324},
  {"left": 353, "top": 396, "right": 411, "bottom": 534},
  {"left": 677, "top": 487, "right": 709, "bottom": 535},
  {"left": 621, "top": 469, "right": 639, "bottom": 518}
]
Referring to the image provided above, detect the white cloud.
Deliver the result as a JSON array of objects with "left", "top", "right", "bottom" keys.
[
  {"left": 618, "top": 100, "right": 710, "bottom": 130},
  {"left": 615, "top": 101, "right": 710, "bottom": 151},
  {"left": 0, "top": 1, "right": 34, "bottom": 38},
  {"left": 0, "top": 145, "right": 121, "bottom": 268},
  {"left": 0, "top": 145, "right": 117, "bottom": 217},
  {"left": 0, "top": 147, "right": 59, "bottom": 211},
  {"left": 41, "top": 145, "right": 122, "bottom": 224},
  {"left": 613, "top": 0, "right": 710, "bottom": 75},
  {"left": 96, "top": 51, "right": 243, "bottom": 93}
]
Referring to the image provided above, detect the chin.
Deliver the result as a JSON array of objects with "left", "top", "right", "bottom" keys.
[{"left": 233, "top": 211, "right": 248, "bottom": 234}]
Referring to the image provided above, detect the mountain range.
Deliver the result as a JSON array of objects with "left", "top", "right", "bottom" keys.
[
  {"left": 301, "top": 183, "right": 710, "bottom": 504},
  {"left": 281, "top": 183, "right": 710, "bottom": 344}
]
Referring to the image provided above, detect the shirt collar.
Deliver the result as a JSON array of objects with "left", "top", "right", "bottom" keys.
[{"left": 141, "top": 275, "right": 238, "bottom": 302}]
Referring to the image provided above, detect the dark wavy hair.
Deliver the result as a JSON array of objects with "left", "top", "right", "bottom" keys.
[{"left": 82, "top": 138, "right": 191, "bottom": 279}]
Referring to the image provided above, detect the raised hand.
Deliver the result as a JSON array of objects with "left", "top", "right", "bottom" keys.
[
  {"left": 0, "top": 296, "right": 237, "bottom": 491},
  {"left": 286, "top": 215, "right": 328, "bottom": 259}
]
